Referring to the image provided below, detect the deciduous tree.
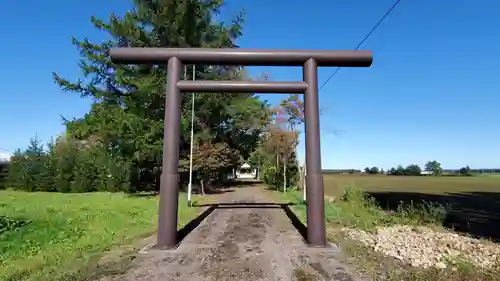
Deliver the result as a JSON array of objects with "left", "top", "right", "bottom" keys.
[
  {"left": 425, "top": 160, "right": 443, "bottom": 176},
  {"left": 459, "top": 165, "right": 472, "bottom": 176}
]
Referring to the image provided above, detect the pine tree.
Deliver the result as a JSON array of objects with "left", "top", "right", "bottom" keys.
[
  {"left": 6, "top": 149, "right": 27, "bottom": 190},
  {"left": 38, "top": 140, "right": 57, "bottom": 191},
  {"left": 23, "top": 137, "right": 46, "bottom": 191}
]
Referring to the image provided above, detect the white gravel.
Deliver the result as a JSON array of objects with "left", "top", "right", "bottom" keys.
[{"left": 343, "top": 225, "right": 500, "bottom": 269}]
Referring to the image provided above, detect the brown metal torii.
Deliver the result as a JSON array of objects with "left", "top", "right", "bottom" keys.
[{"left": 110, "top": 48, "right": 373, "bottom": 249}]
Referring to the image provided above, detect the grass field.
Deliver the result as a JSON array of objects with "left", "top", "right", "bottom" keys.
[{"left": 0, "top": 191, "right": 204, "bottom": 281}]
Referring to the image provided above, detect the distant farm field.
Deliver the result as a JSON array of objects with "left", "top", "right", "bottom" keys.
[
  {"left": 322, "top": 174, "right": 500, "bottom": 240},
  {"left": 322, "top": 174, "right": 500, "bottom": 197}
]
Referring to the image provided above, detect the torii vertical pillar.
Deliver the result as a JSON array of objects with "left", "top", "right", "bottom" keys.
[
  {"left": 303, "top": 58, "right": 326, "bottom": 245},
  {"left": 157, "top": 57, "right": 183, "bottom": 247}
]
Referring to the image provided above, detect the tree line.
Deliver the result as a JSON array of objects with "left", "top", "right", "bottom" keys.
[
  {"left": 1, "top": 0, "right": 301, "bottom": 193},
  {"left": 364, "top": 160, "right": 475, "bottom": 176}
]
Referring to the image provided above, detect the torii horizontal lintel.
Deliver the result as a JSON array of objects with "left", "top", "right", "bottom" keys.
[
  {"left": 110, "top": 47, "right": 373, "bottom": 67},
  {"left": 176, "top": 80, "right": 308, "bottom": 93}
]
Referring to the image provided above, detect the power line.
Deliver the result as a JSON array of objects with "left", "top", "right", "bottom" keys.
[{"left": 319, "top": 0, "right": 403, "bottom": 91}]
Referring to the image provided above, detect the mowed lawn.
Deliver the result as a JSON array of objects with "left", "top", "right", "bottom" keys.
[{"left": 0, "top": 191, "right": 202, "bottom": 281}]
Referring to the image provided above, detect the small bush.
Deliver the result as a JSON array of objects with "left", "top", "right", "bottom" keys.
[
  {"left": 395, "top": 200, "right": 448, "bottom": 225},
  {"left": 280, "top": 185, "right": 449, "bottom": 231},
  {"left": 337, "top": 186, "right": 448, "bottom": 229},
  {"left": 0, "top": 216, "right": 30, "bottom": 234}
]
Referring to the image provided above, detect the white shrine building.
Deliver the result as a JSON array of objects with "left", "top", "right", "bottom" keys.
[{"left": 236, "top": 162, "right": 256, "bottom": 179}]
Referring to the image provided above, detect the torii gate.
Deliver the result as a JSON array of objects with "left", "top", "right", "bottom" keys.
[{"left": 110, "top": 47, "right": 373, "bottom": 249}]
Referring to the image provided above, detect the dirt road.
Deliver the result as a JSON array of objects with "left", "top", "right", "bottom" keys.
[{"left": 101, "top": 185, "right": 362, "bottom": 281}]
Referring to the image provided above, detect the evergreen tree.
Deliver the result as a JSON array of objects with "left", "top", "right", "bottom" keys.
[
  {"left": 38, "top": 140, "right": 58, "bottom": 191},
  {"left": 71, "top": 148, "right": 99, "bottom": 192},
  {"left": 0, "top": 162, "right": 8, "bottom": 189},
  {"left": 6, "top": 137, "right": 46, "bottom": 191},
  {"left": 23, "top": 138, "right": 46, "bottom": 191},
  {"left": 6, "top": 149, "right": 27, "bottom": 190},
  {"left": 53, "top": 137, "right": 78, "bottom": 192}
]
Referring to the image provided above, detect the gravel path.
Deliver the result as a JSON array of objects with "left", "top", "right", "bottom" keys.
[{"left": 101, "top": 185, "right": 362, "bottom": 281}]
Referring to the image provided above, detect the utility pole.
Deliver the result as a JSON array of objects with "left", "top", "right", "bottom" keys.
[{"left": 187, "top": 65, "right": 195, "bottom": 207}]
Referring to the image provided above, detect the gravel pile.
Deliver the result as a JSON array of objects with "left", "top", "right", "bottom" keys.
[{"left": 343, "top": 225, "right": 500, "bottom": 269}]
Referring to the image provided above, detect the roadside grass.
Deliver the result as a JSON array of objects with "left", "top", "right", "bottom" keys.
[
  {"left": 275, "top": 187, "right": 500, "bottom": 281},
  {"left": 278, "top": 186, "right": 447, "bottom": 231},
  {"left": 0, "top": 190, "right": 206, "bottom": 281}
]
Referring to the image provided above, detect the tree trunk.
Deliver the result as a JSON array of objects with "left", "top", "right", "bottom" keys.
[
  {"left": 276, "top": 152, "right": 279, "bottom": 190},
  {"left": 298, "top": 165, "right": 304, "bottom": 190},
  {"left": 200, "top": 179, "right": 205, "bottom": 195},
  {"left": 283, "top": 156, "right": 287, "bottom": 192}
]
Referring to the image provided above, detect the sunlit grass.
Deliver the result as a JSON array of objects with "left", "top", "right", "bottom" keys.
[{"left": 0, "top": 190, "right": 202, "bottom": 281}]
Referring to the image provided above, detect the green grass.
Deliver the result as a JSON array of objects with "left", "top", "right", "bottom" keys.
[
  {"left": 278, "top": 187, "right": 446, "bottom": 231},
  {"left": 0, "top": 190, "right": 204, "bottom": 281}
]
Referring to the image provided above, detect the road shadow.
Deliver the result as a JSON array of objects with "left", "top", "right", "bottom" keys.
[
  {"left": 367, "top": 191, "right": 500, "bottom": 242},
  {"left": 194, "top": 202, "right": 290, "bottom": 207},
  {"left": 221, "top": 179, "right": 264, "bottom": 187},
  {"left": 176, "top": 202, "right": 307, "bottom": 245},
  {"left": 177, "top": 204, "right": 218, "bottom": 244},
  {"left": 127, "top": 188, "right": 235, "bottom": 198},
  {"left": 204, "top": 188, "right": 235, "bottom": 195}
]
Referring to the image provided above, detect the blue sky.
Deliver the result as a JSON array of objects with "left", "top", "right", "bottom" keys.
[{"left": 1, "top": 0, "right": 499, "bottom": 170}]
